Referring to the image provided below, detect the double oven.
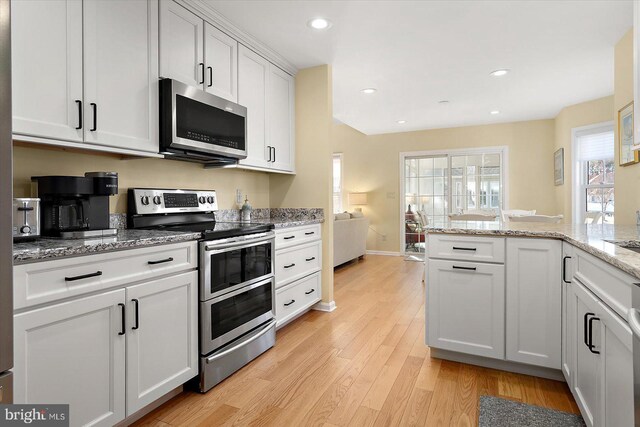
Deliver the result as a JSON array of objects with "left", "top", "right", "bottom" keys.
[{"left": 198, "top": 230, "right": 276, "bottom": 392}]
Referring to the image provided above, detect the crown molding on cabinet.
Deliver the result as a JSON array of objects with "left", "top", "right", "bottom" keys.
[{"left": 176, "top": 0, "right": 298, "bottom": 76}]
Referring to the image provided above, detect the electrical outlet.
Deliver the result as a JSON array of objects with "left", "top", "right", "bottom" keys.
[{"left": 236, "top": 189, "right": 243, "bottom": 205}]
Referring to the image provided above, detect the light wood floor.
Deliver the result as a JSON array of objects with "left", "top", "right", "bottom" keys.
[{"left": 133, "top": 255, "right": 579, "bottom": 427}]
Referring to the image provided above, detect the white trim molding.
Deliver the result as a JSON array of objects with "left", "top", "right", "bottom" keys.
[
  {"left": 312, "top": 301, "right": 337, "bottom": 312},
  {"left": 365, "top": 250, "right": 402, "bottom": 256}
]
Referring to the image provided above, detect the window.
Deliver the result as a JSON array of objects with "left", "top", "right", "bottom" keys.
[
  {"left": 573, "top": 125, "right": 614, "bottom": 224},
  {"left": 333, "top": 153, "right": 343, "bottom": 214},
  {"left": 402, "top": 148, "right": 506, "bottom": 254}
]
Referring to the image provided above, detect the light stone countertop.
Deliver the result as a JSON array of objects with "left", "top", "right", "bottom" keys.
[
  {"left": 13, "top": 229, "right": 201, "bottom": 264},
  {"left": 426, "top": 221, "right": 640, "bottom": 280}
]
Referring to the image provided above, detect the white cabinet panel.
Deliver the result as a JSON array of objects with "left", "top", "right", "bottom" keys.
[
  {"left": 506, "top": 238, "right": 561, "bottom": 369},
  {"left": 268, "top": 64, "right": 295, "bottom": 172},
  {"left": 561, "top": 243, "right": 575, "bottom": 385},
  {"left": 238, "top": 44, "right": 270, "bottom": 169},
  {"left": 428, "top": 235, "right": 505, "bottom": 263},
  {"left": 126, "top": 271, "right": 198, "bottom": 415},
  {"left": 11, "top": 0, "right": 83, "bottom": 142},
  {"left": 159, "top": 0, "right": 204, "bottom": 88},
  {"left": 13, "top": 289, "right": 126, "bottom": 427},
  {"left": 427, "top": 259, "right": 505, "bottom": 359},
  {"left": 204, "top": 23, "right": 237, "bottom": 102},
  {"left": 83, "top": 0, "right": 158, "bottom": 152},
  {"left": 275, "top": 272, "right": 321, "bottom": 327}
]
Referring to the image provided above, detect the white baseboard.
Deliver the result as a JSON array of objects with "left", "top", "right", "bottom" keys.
[
  {"left": 313, "top": 300, "right": 337, "bottom": 312},
  {"left": 365, "top": 250, "right": 401, "bottom": 256}
]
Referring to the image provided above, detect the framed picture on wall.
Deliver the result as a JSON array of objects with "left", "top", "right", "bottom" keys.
[
  {"left": 554, "top": 148, "right": 564, "bottom": 186},
  {"left": 619, "top": 101, "right": 638, "bottom": 166}
]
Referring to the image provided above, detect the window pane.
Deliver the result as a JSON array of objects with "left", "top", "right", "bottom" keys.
[
  {"left": 604, "top": 188, "right": 614, "bottom": 213},
  {"left": 604, "top": 159, "right": 615, "bottom": 184},
  {"left": 418, "top": 158, "right": 435, "bottom": 177},
  {"left": 587, "top": 160, "right": 604, "bottom": 185},
  {"left": 586, "top": 188, "right": 603, "bottom": 212}
]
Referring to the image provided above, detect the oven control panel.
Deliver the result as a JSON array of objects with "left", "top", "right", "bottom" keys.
[{"left": 130, "top": 188, "right": 218, "bottom": 215}]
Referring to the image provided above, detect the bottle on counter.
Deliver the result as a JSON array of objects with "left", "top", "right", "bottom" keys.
[{"left": 241, "top": 196, "right": 252, "bottom": 222}]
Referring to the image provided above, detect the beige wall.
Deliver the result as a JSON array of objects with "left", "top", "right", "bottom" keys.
[
  {"left": 553, "top": 96, "right": 614, "bottom": 222},
  {"left": 270, "top": 65, "right": 335, "bottom": 304},
  {"left": 12, "top": 144, "right": 270, "bottom": 212},
  {"left": 334, "top": 119, "right": 557, "bottom": 253},
  {"left": 614, "top": 29, "right": 638, "bottom": 225}
]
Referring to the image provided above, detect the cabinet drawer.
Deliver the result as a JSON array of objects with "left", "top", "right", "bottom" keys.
[
  {"left": 428, "top": 234, "right": 505, "bottom": 263},
  {"left": 14, "top": 241, "right": 198, "bottom": 309},
  {"left": 573, "top": 246, "right": 633, "bottom": 319},
  {"left": 275, "top": 241, "right": 321, "bottom": 288},
  {"left": 275, "top": 224, "right": 321, "bottom": 249},
  {"left": 275, "top": 272, "right": 321, "bottom": 327}
]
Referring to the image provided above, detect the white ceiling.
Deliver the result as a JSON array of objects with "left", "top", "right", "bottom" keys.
[{"left": 206, "top": 0, "right": 633, "bottom": 135}]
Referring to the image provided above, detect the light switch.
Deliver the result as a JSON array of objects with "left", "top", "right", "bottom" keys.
[{"left": 236, "top": 189, "right": 243, "bottom": 205}]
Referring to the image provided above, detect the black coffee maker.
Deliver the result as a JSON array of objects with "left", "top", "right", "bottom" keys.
[{"left": 31, "top": 172, "right": 118, "bottom": 238}]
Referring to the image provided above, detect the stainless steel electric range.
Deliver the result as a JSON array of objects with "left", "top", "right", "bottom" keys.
[{"left": 128, "top": 188, "right": 276, "bottom": 392}]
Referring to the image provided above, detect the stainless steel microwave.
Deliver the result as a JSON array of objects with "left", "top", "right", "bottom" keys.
[{"left": 159, "top": 79, "right": 247, "bottom": 165}]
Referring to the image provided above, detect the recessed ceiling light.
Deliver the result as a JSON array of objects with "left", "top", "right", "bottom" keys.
[
  {"left": 490, "top": 69, "right": 510, "bottom": 77},
  {"left": 397, "top": 120, "right": 407, "bottom": 124},
  {"left": 307, "top": 18, "right": 332, "bottom": 30},
  {"left": 438, "top": 100, "right": 450, "bottom": 104},
  {"left": 361, "top": 88, "right": 377, "bottom": 94},
  {"left": 490, "top": 110, "right": 500, "bottom": 115}
]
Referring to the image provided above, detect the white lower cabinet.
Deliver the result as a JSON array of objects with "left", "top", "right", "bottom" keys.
[
  {"left": 125, "top": 271, "right": 198, "bottom": 415},
  {"left": 13, "top": 289, "right": 126, "bottom": 427},
  {"left": 274, "top": 225, "right": 322, "bottom": 328},
  {"left": 427, "top": 259, "right": 505, "bottom": 359},
  {"left": 13, "top": 242, "right": 198, "bottom": 427},
  {"left": 570, "top": 279, "right": 633, "bottom": 427},
  {"left": 505, "top": 238, "right": 561, "bottom": 368},
  {"left": 561, "top": 242, "right": 575, "bottom": 386}
]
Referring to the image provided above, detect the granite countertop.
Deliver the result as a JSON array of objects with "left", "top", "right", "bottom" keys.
[
  {"left": 426, "top": 221, "right": 640, "bottom": 279},
  {"left": 262, "top": 218, "right": 324, "bottom": 228},
  {"left": 13, "top": 229, "right": 201, "bottom": 264}
]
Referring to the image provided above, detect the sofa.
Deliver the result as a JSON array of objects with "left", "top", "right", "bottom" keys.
[{"left": 333, "top": 213, "right": 369, "bottom": 267}]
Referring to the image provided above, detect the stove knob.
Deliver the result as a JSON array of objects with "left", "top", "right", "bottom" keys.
[
  {"left": 207, "top": 196, "right": 215, "bottom": 204},
  {"left": 141, "top": 196, "right": 150, "bottom": 206},
  {"left": 153, "top": 195, "right": 162, "bottom": 205},
  {"left": 20, "top": 225, "right": 31, "bottom": 234},
  {"left": 198, "top": 196, "right": 206, "bottom": 204}
]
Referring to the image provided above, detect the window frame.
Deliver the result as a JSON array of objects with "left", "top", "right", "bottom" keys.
[{"left": 332, "top": 153, "right": 344, "bottom": 214}]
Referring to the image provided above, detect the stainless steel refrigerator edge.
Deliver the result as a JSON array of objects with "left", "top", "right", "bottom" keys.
[
  {"left": 631, "top": 284, "right": 640, "bottom": 426},
  {"left": 0, "top": 0, "right": 12, "bottom": 404}
]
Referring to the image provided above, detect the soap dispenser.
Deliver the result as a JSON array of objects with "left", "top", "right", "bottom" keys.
[{"left": 241, "top": 196, "right": 252, "bottom": 222}]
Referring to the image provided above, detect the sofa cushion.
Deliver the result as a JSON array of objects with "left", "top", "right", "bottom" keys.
[
  {"left": 334, "top": 212, "right": 351, "bottom": 220},
  {"left": 349, "top": 211, "right": 364, "bottom": 218}
]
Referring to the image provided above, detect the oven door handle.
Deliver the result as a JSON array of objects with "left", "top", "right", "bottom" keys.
[
  {"left": 205, "top": 319, "right": 276, "bottom": 364},
  {"left": 629, "top": 308, "right": 640, "bottom": 339},
  {"left": 210, "top": 277, "right": 274, "bottom": 304},
  {"left": 204, "top": 233, "right": 274, "bottom": 252}
]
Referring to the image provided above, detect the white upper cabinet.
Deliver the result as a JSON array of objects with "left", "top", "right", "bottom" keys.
[
  {"left": 83, "top": 0, "right": 158, "bottom": 152},
  {"left": 159, "top": 1, "right": 204, "bottom": 88},
  {"left": 268, "top": 64, "right": 295, "bottom": 172},
  {"left": 11, "top": 0, "right": 83, "bottom": 142},
  {"left": 204, "top": 23, "right": 238, "bottom": 102},
  {"left": 238, "top": 44, "right": 295, "bottom": 173},
  {"left": 12, "top": 0, "right": 158, "bottom": 155},
  {"left": 238, "top": 45, "right": 270, "bottom": 170},
  {"left": 505, "top": 238, "right": 561, "bottom": 369}
]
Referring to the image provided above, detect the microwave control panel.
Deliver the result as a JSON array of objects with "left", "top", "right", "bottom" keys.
[{"left": 130, "top": 188, "right": 218, "bottom": 215}]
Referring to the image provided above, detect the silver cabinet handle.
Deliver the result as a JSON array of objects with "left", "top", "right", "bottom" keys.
[
  {"left": 205, "top": 320, "right": 275, "bottom": 363},
  {"left": 628, "top": 308, "right": 640, "bottom": 338}
]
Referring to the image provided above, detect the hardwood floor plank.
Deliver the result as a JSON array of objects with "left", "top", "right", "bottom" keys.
[{"left": 133, "top": 256, "right": 579, "bottom": 427}]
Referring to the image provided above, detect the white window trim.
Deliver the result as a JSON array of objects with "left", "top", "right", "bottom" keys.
[
  {"left": 399, "top": 146, "right": 509, "bottom": 254},
  {"left": 332, "top": 153, "right": 344, "bottom": 214},
  {"left": 571, "top": 121, "right": 614, "bottom": 225}
]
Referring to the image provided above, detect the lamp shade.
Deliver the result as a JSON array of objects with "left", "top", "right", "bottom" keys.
[{"left": 349, "top": 192, "right": 368, "bottom": 205}]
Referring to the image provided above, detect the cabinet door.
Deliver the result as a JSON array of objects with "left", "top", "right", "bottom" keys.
[
  {"left": 600, "top": 297, "right": 634, "bottom": 427},
  {"left": 83, "top": 0, "right": 158, "bottom": 152},
  {"left": 268, "top": 64, "right": 295, "bottom": 172},
  {"left": 561, "top": 243, "right": 576, "bottom": 385},
  {"left": 204, "top": 23, "right": 238, "bottom": 102},
  {"left": 11, "top": 0, "right": 83, "bottom": 142},
  {"left": 506, "top": 238, "right": 561, "bottom": 368},
  {"left": 238, "top": 45, "right": 270, "bottom": 169},
  {"left": 572, "top": 281, "right": 602, "bottom": 427},
  {"left": 159, "top": 0, "right": 204, "bottom": 88},
  {"left": 427, "top": 259, "right": 505, "bottom": 359},
  {"left": 125, "top": 271, "right": 198, "bottom": 415},
  {"left": 13, "top": 289, "right": 126, "bottom": 427}
]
